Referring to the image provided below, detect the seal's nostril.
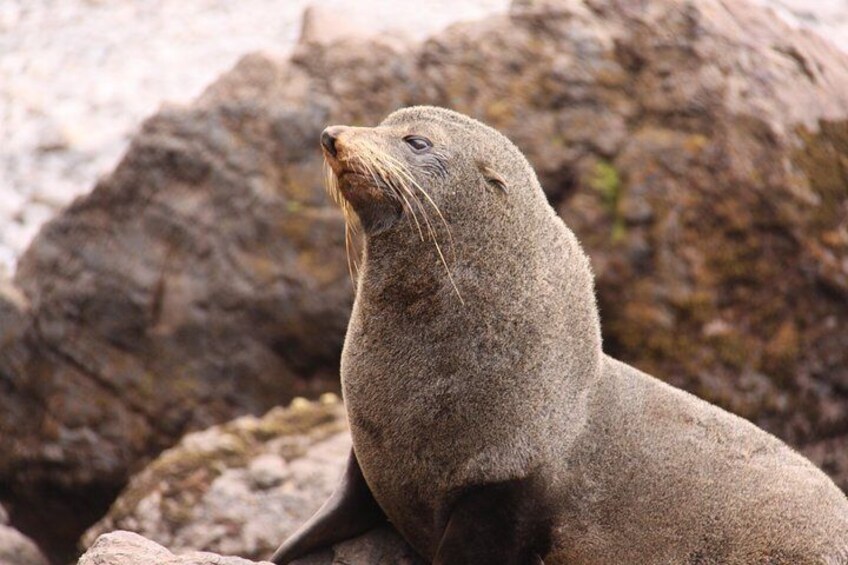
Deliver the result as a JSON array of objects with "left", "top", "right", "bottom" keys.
[
  {"left": 321, "top": 129, "right": 338, "bottom": 157},
  {"left": 321, "top": 126, "right": 348, "bottom": 158}
]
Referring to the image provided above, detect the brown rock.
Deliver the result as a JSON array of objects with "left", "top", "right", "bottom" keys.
[
  {"left": 1, "top": 52, "right": 356, "bottom": 560},
  {"left": 0, "top": 277, "right": 27, "bottom": 347}
]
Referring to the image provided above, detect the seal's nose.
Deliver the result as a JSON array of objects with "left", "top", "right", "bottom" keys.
[{"left": 321, "top": 126, "right": 347, "bottom": 158}]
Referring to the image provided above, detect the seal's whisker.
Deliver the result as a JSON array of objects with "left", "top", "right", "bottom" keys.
[
  {"left": 372, "top": 151, "right": 463, "bottom": 304},
  {"left": 361, "top": 155, "right": 425, "bottom": 242},
  {"left": 379, "top": 152, "right": 456, "bottom": 254},
  {"left": 385, "top": 173, "right": 428, "bottom": 243},
  {"left": 390, "top": 175, "right": 429, "bottom": 240},
  {"left": 392, "top": 179, "right": 426, "bottom": 241},
  {"left": 345, "top": 223, "right": 357, "bottom": 286},
  {"left": 365, "top": 148, "right": 433, "bottom": 241},
  {"left": 323, "top": 160, "right": 359, "bottom": 286},
  {"left": 374, "top": 151, "right": 450, "bottom": 249},
  {"left": 357, "top": 141, "right": 430, "bottom": 244}
]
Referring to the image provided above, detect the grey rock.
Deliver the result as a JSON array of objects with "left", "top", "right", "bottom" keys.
[
  {"left": 83, "top": 398, "right": 422, "bottom": 564},
  {"left": 79, "top": 528, "right": 419, "bottom": 565},
  {"left": 78, "top": 531, "right": 271, "bottom": 565}
]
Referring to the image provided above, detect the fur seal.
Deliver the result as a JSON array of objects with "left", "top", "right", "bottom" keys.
[{"left": 271, "top": 106, "right": 848, "bottom": 564}]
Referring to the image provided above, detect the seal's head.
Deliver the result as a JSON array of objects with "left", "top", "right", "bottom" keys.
[
  {"left": 320, "top": 107, "right": 557, "bottom": 299},
  {"left": 320, "top": 106, "right": 547, "bottom": 234}
]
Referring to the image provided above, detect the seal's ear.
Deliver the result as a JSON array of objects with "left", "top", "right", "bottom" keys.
[{"left": 477, "top": 161, "right": 507, "bottom": 192}]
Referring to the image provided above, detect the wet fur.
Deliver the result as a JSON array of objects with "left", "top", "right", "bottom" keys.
[{"left": 287, "top": 107, "right": 848, "bottom": 564}]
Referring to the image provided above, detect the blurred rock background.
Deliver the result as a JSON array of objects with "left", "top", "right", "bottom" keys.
[
  {"left": 0, "top": 0, "right": 509, "bottom": 275},
  {"left": 1, "top": 0, "right": 847, "bottom": 564},
  {"left": 1, "top": 0, "right": 846, "bottom": 276}
]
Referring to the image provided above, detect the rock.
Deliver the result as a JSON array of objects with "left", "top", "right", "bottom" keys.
[
  {"left": 298, "top": 6, "right": 379, "bottom": 47},
  {"left": 525, "top": 0, "right": 848, "bottom": 474},
  {"left": 295, "top": 5, "right": 414, "bottom": 53},
  {"left": 1, "top": 47, "right": 354, "bottom": 562},
  {"left": 83, "top": 399, "right": 422, "bottom": 564},
  {"left": 0, "top": 504, "right": 49, "bottom": 565},
  {"left": 501, "top": 0, "right": 848, "bottom": 489},
  {"left": 3, "top": 0, "right": 848, "bottom": 558},
  {"left": 751, "top": 0, "right": 848, "bottom": 53},
  {"left": 0, "top": 277, "right": 27, "bottom": 347},
  {"left": 291, "top": 526, "right": 424, "bottom": 565},
  {"left": 79, "top": 528, "right": 419, "bottom": 565},
  {"left": 78, "top": 531, "right": 271, "bottom": 565}
]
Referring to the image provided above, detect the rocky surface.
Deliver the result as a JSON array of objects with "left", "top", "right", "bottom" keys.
[
  {"left": 79, "top": 531, "right": 271, "bottom": 565},
  {"left": 752, "top": 0, "right": 848, "bottom": 53},
  {"left": 0, "top": 504, "right": 49, "bottom": 565},
  {"left": 82, "top": 398, "right": 422, "bottom": 564},
  {"left": 2, "top": 0, "right": 848, "bottom": 560},
  {"left": 80, "top": 528, "right": 421, "bottom": 565},
  {"left": 1, "top": 64, "right": 355, "bottom": 556}
]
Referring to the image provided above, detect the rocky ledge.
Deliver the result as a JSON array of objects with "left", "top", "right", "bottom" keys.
[{"left": 80, "top": 398, "right": 422, "bottom": 564}]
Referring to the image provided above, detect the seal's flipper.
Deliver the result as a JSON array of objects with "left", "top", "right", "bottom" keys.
[
  {"left": 270, "top": 449, "right": 385, "bottom": 564},
  {"left": 433, "top": 478, "right": 550, "bottom": 565}
]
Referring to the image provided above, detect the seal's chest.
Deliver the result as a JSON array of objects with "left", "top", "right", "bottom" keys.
[{"left": 347, "top": 410, "right": 452, "bottom": 558}]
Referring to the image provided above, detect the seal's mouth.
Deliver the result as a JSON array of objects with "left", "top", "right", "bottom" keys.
[
  {"left": 337, "top": 169, "right": 371, "bottom": 191},
  {"left": 341, "top": 168, "right": 395, "bottom": 193},
  {"left": 326, "top": 166, "right": 388, "bottom": 207}
]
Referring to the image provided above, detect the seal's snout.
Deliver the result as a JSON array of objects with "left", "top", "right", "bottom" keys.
[{"left": 321, "top": 125, "right": 347, "bottom": 158}]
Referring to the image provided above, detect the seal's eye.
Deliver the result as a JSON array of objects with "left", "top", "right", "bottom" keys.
[{"left": 403, "top": 135, "right": 432, "bottom": 153}]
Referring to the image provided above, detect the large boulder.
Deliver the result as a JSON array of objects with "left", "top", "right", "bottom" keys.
[
  {"left": 82, "top": 398, "right": 422, "bottom": 564},
  {"left": 1, "top": 52, "right": 356, "bottom": 561},
  {"left": 3, "top": 0, "right": 848, "bottom": 558}
]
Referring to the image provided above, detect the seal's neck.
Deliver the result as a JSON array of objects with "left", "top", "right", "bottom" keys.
[{"left": 355, "top": 205, "right": 604, "bottom": 389}]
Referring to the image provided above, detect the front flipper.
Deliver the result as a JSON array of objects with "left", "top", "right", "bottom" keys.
[
  {"left": 270, "top": 448, "right": 386, "bottom": 564},
  {"left": 433, "top": 477, "right": 552, "bottom": 565}
]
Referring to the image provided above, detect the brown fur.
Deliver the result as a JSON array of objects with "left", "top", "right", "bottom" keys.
[{"left": 327, "top": 106, "right": 848, "bottom": 564}]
